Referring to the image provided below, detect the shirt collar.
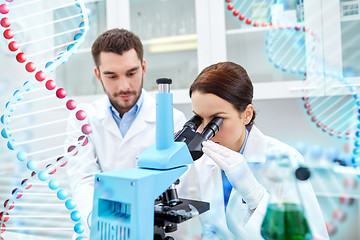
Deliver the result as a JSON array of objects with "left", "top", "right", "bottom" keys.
[{"left": 108, "top": 91, "right": 144, "bottom": 118}]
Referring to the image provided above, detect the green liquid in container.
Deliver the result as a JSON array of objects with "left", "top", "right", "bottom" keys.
[{"left": 261, "top": 203, "right": 312, "bottom": 240}]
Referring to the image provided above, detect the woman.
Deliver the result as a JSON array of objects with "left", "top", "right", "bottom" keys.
[{"left": 189, "top": 62, "right": 329, "bottom": 239}]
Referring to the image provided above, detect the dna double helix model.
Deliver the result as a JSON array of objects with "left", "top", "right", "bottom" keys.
[
  {"left": 225, "top": 0, "right": 359, "bottom": 237},
  {"left": 0, "top": 0, "right": 92, "bottom": 239},
  {"left": 226, "top": 0, "right": 360, "bottom": 143}
]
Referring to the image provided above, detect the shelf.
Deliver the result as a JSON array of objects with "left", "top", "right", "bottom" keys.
[
  {"left": 151, "top": 80, "right": 314, "bottom": 105},
  {"left": 142, "top": 34, "right": 197, "bottom": 45},
  {"left": 225, "top": 21, "right": 306, "bottom": 35},
  {"left": 305, "top": 162, "right": 360, "bottom": 175},
  {"left": 254, "top": 80, "right": 321, "bottom": 100},
  {"left": 226, "top": 27, "right": 269, "bottom": 35},
  {"left": 142, "top": 34, "right": 197, "bottom": 53},
  {"left": 341, "top": 15, "right": 360, "bottom": 22},
  {"left": 148, "top": 89, "right": 190, "bottom": 105},
  {"left": 86, "top": 0, "right": 105, "bottom": 3},
  {"left": 315, "top": 191, "right": 360, "bottom": 198}
]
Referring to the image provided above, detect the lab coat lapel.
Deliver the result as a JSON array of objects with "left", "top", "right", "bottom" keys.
[
  {"left": 100, "top": 102, "right": 123, "bottom": 140},
  {"left": 223, "top": 127, "right": 267, "bottom": 208},
  {"left": 243, "top": 125, "right": 267, "bottom": 163},
  {"left": 195, "top": 155, "right": 222, "bottom": 202},
  {"left": 198, "top": 158, "right": 231, "bottom": 232},
  {"left": 228, "top": 125, "right": 267, "bottom": 216},
  {"left": 209, "top": 163, "right": 240, "bottom": 238},
  {"left": 120, "top": 91, "right": 156, "bottom": 146},
  {"left": 225, "top": 125, "right": 267, "bottom": 236}
]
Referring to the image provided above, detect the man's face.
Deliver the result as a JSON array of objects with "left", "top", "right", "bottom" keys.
[{"left": 94, "top": 49, "right": 146, "bottom": 117}]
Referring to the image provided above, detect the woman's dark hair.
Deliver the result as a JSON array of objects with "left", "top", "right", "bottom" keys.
[
  {"left": 189, "top": 61, "right": 256, "bottom": 125},
  {"left": 91, "top": 28, "right": 143, "bottom": 68}
]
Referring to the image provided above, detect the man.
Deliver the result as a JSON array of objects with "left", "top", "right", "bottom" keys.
[{"left": 66, "top": 28, "right": 186, "bottom": 237}]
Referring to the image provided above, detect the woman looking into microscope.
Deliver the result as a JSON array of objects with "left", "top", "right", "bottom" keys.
[{"left": 189, "top": 61, "right": 329, "bottom": 240}]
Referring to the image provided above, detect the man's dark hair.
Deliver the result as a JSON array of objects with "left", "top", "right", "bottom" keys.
[{"left": 91, "top": 28, "right": 143, "bottom": 68}]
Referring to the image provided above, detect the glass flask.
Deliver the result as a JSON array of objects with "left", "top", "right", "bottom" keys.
[{"left": 260, "top": 154, "right": 312, "bottom": 240}]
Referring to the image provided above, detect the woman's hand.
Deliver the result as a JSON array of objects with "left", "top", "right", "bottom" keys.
[{"left": 202, "top": 140, "right": 265, "bottom": 210}]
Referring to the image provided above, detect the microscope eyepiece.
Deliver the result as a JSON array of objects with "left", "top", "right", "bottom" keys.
[
  {"left": 175, "top": 116, "right": 222, "bottom": 160},
  {"left": 174, "top": 115, "right": 202, "bottom": 141},
  {"left": 156, "top": 78, "right": 172, "bottom": 85},
  {"left": 200, "top": 117, "right": 223, "bottom": 140},
  {"left": 184, "top": 115, "right": 203, "bottom": 131}
]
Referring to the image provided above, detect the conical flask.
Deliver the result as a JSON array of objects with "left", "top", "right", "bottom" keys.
[{"left": 260, "top": 154, "right": 312, "bottom": 240}]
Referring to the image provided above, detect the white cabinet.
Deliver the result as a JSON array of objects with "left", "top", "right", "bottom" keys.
[
  {"left": 321, "top": 0, "right": 360, "bottom": 95},
  {"left": 224, "top": 0, "right": 328, "bottom": 99},
  {"left": 129, "top": 0, "right": 198, "bottom": 91}
]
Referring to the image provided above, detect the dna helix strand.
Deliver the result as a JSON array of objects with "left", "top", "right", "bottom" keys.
[
  {"left": 226, "top": 0, "right": 319, "bottom": 78},
  {"left": 262, "top": 3, "right": 360, "bottom": 164},
  {"left": 263, "top": 6, "right": 359, "bottom": 142},
  {"left": 266, "top": 23, "right": 360, "bottom": 143},
  {"left": 224, "top": 0, "right": 360, "bottom": 162},
  {"left": 0, "top": 0, "right": 92, "bottom": 239},
  {"left": 1, "top": 170, "right": 86, "bottom": 240}
]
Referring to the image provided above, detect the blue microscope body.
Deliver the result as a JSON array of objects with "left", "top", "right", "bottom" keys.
[{"left": 90, "top": 79, "right": 195, "bottom": 240}]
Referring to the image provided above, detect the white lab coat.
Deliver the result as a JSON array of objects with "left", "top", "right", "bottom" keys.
[
  {"left": 192, "top": 125, "right": 329, "bottom": 240},
  {"left": 65, "top": 90, "right": 186, "bottom": 237}
]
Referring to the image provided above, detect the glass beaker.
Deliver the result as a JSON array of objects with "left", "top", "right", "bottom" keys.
[{"left": 260, "top": 154, "right": 312, "bottom": 240}]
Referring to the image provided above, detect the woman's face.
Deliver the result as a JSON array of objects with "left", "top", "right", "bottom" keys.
[{"left": 191, "top": 91, "right": 253, "bottom": 152}]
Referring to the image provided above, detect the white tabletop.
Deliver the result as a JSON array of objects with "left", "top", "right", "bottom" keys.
[{"left": 1, "top": 231, "right": 63, "bottom": 240}]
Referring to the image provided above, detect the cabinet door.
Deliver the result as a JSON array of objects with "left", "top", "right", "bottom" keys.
[
  {"left": 129, "top": 0, "right": 198, "bottom": 91},
  {"left": 224, "top": 0, "right": 325, "bottom": 99},
  {"left": 322, "top": 0, "right": 360, "bottom": 96}
]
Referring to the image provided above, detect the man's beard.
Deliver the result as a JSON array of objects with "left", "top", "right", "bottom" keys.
[
  {"left": 110, "top": 90, "right": 140, "bottom": 111},
  {"left": 102, "top": 78, "right": 143, "bottom": 112}
]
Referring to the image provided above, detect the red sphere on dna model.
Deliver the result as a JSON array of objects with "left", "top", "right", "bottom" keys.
[
  {"left": 3, "top": 28, "right": 13, "bottom": 39},
  {"left": 35, "top": 71, "right": 46, "bottom": 81},
  {"left": 81, "top": 124, "right": 92, "bottom": 135},
  {"left": 66, "top": 99, "right": 77, "bottom": 110},
  {"left": 45, "top": 80, "right": 56, "bottom": 90},
  {"left": 56, "top": 88, "right": 66, "bottom": 99},
  {"left": 76, "top": 110, "right": 86, "bottom": 121},
  {"left": 0, "top": 4, "right": 9, "bottom": 14},
  {"left": 16, "top": 52, "right": 26, "bottom": 63},
  {"left": 1, "top": 17, "right": 10, "bottom": 27},
  {"left": 8, "top": 41, "right": 18, "bottom": 51},
  {"left": 25, "top": 62, "right": 36, "bottom": 72}
]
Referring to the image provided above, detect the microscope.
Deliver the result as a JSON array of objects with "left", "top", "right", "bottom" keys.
[{"left": 89, "top": 78, "right": 222, "bottom": 240}]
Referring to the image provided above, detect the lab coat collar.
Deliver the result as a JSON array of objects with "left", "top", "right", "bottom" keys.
[
  {"left": 243, "top": 125, "right": 267, "bottom": 163},
  {"left": 95, "top": 89, "right": 154, "bottom": 121},
  {"left": 99, "top": 89, "right": 156, "bottom": 140},
  {"left": 121, "top": 90, "right": 156, "bottom": 142}
]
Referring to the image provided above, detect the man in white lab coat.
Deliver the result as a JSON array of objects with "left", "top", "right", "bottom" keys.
[{"left": 65, "top": 29, "right": 186, "bottom": 238}]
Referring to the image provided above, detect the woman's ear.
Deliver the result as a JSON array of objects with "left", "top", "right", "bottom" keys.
[{"left": 243, "top": 104, "right": 254, "bottom": 125}]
